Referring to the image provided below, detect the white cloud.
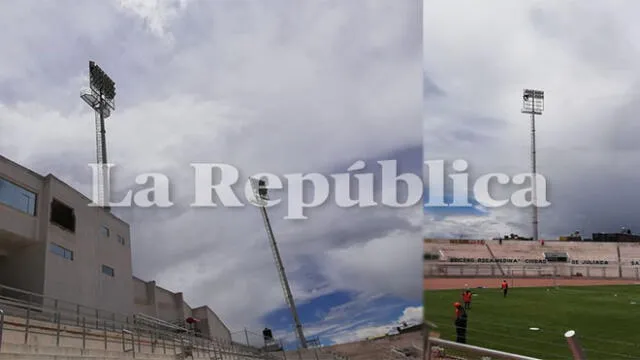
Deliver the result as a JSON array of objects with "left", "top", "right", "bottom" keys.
[
  {"left": 327, "top": 305, "right": 423, "bottom": 344},
  {"left": 117, "top": 0, "right": 191, "bottom": 38},
  {"left": 0, "top": 0, "right": 421, "bottom": 339},
  {"left": 399, "top": 305, "right": 423, "bottom": 325},
  {"left": 424, "top": 0, "right": 640, "bottom": 239}
]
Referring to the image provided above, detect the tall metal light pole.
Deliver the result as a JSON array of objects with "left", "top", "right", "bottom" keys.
[
  {"left": 81, "top": 61, "right": 116, "bottom": 211},
  {"left": 521, "top": 89, "right": 544, "bottom": 243},
  {"left": 250, "top": 178, "right": 307, "bottom": 349}
]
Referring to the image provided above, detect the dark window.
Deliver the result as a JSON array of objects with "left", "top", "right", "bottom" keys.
[
  {"left": 544, "top": 252, "right": 568, "bottom": 263},
  {"left": 101, "top": 265, "right": 115, "bottom": 277},
  {"left": 0, "top": 176, "right": 37, "bottom": 215},
  {"left": 49, "top": 243, "right": 74, "bottom": 261},
  {"left": 101, "top": 226, "right": 110, "bottom": 237},
  {"left": 117, "top": 235, "right": 126, "bottom": 246},
  {"left": 424, "top": 252, "right": 440, "bottom": 260},
  {"left": 50, "top": 200, "right": 75, "bottom": 232}
]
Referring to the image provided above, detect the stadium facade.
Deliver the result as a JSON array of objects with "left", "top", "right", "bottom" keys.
[
  {"left": 424, "top": 238, "right": 640, "bottom": 279},
  {"left": 0, "top": 153, "right": 231, "bottom": 342}
]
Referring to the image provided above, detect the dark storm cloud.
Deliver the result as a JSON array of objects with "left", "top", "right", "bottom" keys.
[{"left": 2, "top": 0, "right": 422, "bottom": 334}]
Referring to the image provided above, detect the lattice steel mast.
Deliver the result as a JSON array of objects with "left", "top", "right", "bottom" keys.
[
  {"left": 521, "top": 89, "right": 544, "bottom": 242},
  {"left": 250, "top": 178, "right": 307, "bottom": 349},
  {"left": 81, "top": 61, "right": 116, "bottom": 211}
]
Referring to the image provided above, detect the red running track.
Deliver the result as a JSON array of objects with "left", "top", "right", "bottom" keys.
[{"left": 424, "top": 277, "right": 640, "bottom": 290}]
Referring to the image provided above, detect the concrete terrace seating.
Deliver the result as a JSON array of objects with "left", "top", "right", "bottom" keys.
[
  {"left": 616, "top": 243, "right": 640, "bottom": 278},
  {"left": 435, "top": 244, "right": 491, "bottom": 261},
  {"left": 427, "top": 240, "right": 640, "bottom": 279},
  {"left": 0, "top": 313, "right": 279, "bottom": 360},
  {"left": 486, "top": 241, "right": 546, "bottom": 261},
  {"left": 284, "top": 348, "right": 342, "bottom": 360},
  {"left": 617, "top": 243, "right": 640, "bottom": 265},
  {"left": 546, "top": 242, "right": 618, "bottom": 262}
]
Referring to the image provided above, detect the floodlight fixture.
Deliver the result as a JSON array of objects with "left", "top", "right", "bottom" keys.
[
  {"left": 250, "top": 177, "right": 269, "bottom": 206},
  {"left": 521, "top": 89, "right": 544, "bottom": 115},
  {"left": 90, "top": 61, "right": 116, "bottom": 103},
  {"left": 81, "top": 60, "right": 116, "bottom": 210}
]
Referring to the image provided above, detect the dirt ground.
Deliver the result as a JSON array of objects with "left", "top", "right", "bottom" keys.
[{"left": 424, "top": 277, "right": 640, "bottom": 290}]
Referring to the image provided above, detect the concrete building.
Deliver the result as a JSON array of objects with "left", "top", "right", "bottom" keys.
[
  {"left": 0, "top": 153, "right": 231, "bottom": 342},
  {"left": 133, "top": 277, "right": 232, "bottom": 342},
  {"left": 0, "top": 154, "right": 134, "bottom": 315}
]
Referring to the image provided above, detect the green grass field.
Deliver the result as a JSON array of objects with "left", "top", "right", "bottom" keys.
[{"left": 424, "top": 285, "right": 640, "bottom": 359}]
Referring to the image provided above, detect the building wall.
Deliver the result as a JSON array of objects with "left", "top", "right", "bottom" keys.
[
  {"left": 42, "top": 175, "right": 134, "bottom": 316},
  {"left": 0, "top": 156, "right": 42, "bottom": 247},
  {"left": 155, "top": 286, "right": 184, "bottom": 323},
  {"left": 132, "top": 279, "right": 231, "bottom": 342},
  {"left": 132, "top": 277, "right": 157, "bottom": 317},
  {"left": 192, "top": 306, "right": 232, "bottom": 342},
  {"left": 0, "top": 156, "right": 48, "bottom": 296},
  {"left": 181, "top": 294, "right": 193, "bottom": 320},
  {"left": 0, "top": 154, "right": 134, "bottom": 316},
  {"left": 1, "top": 154, "right": 231, "bottom": 339},
  {"left": 0, "top": 243, "right": 47, "bottom": 296}
]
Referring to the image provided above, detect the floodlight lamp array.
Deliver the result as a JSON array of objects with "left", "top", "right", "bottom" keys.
[
  {"left": 250, "top": 177, "right": 269, "bottom": 204},
  {"left": 89, "top": 61, "right": 116, "bottom": 101},
  {"left": 521, "top": 89, "right": 544, "bottom": 114}
]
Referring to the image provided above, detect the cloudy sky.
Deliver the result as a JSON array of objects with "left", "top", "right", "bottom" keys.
[
  {"left": 0, "top": 0, "right": 422, "bottom": 345},
  {"left": 424, "top": 0, "right": 640, "bottom": 240}
]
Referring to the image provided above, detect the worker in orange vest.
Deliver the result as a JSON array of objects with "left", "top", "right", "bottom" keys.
[
  {"left": 501, "top": 280, "right": 509, "bottom": 298},
  {"left": 453, "top": 302, "right": 468, "bottom": 343},
  {"left": 462, "top": 290, "right": 473, "bottom": 309}
]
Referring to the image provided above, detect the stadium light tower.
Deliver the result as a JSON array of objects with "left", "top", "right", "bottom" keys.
[
  {"left": 81, "top": 61, "right": 116, "bottom": 211},
  {"left": 250, "top": 178, "right": 308, "bottom": 349},
  {"left": 521, "top": 89, "right": 544, "bottom": 243}
]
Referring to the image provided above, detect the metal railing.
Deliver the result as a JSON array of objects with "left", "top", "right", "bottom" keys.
[
  {"left": 0, "top": 308, "right": 4, "bottom": 351},
  {"left": 427, "top": 338, "right": 543, "bottom": 360},
  {"left": 424, "top": 262, "right": 640, "bottom": 279},
  {"left": 0, "top": 283, "right": 283, "bottom": 359},
  {"left": 424, "top": 322, "right": 588, "bottom": 360}
]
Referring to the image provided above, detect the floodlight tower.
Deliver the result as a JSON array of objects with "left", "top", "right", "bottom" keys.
[
  {"left": 250, "top": 178, "right": 307, "bottom": 349},
  {"left": 521, "top": 89, "right": 544, "bottom": 243},
  {"left": 81, "top": 61, "right": 116, "bottom": 211}
]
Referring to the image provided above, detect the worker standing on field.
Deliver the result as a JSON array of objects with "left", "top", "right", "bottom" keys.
[
  {"left": 501, "top": 280, "right": 509, "bottom": 298},
  {"left": 462, "top": 290, "right": 472, "bottom": 309},
  {"left": 454, "top": 302, "right": 468, "bottom": 343}
]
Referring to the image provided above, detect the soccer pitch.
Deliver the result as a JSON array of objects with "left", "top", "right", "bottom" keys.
[{"left": 424, "top": 285, "right": 640, "bottom": 359}]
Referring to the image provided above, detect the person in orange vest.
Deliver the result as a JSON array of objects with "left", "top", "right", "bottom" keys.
[
  {"left": 453, "top": 302, "right": 468, "bottom": 343},
  {"left": 501, "top": 280, "right": 509, "bottom": 298},
  {"left": 462, "top": 290, "right": 472, "bottom": 309}
]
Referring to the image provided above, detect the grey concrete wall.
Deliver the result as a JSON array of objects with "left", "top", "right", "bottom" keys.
[
  {"left": 180, "top": 293, "right": 193, "bottom": 320},
  {"left": 0, "top": 155, "right": 234, "bottom": 339},
  {"left": 192, "top": 306, "right": 232, "bottom": 342},
  {"left": 0, "top": 155, "right": 135, "bottom": 316},
  {"left": 133, "top": 277, "right": 157, "bottom": 317},
  {"left": 0, "top": 156, "right": 47, "bottom": 297},
  {"left": 133, "top": 279, "right": 230, "bottom": 342},
  {"left": 42, "top": 175, "right": 134, "bottom": 316},
  {"left": 155, "top": 286, "right": 183, "bottom": 323},
  {"left": 0, "top": 155, "right": 42, "bottom": 248},
  {"left": 0, "top": 242, "right": 46, "bottom": 296}
]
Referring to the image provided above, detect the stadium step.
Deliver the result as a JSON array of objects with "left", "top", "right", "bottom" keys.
[
  {"left": 0, "top": 350, "right": 122, "bottom": 360},
  {"left": 0, "top": 343, "right": 176, "bottom": 359}
]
